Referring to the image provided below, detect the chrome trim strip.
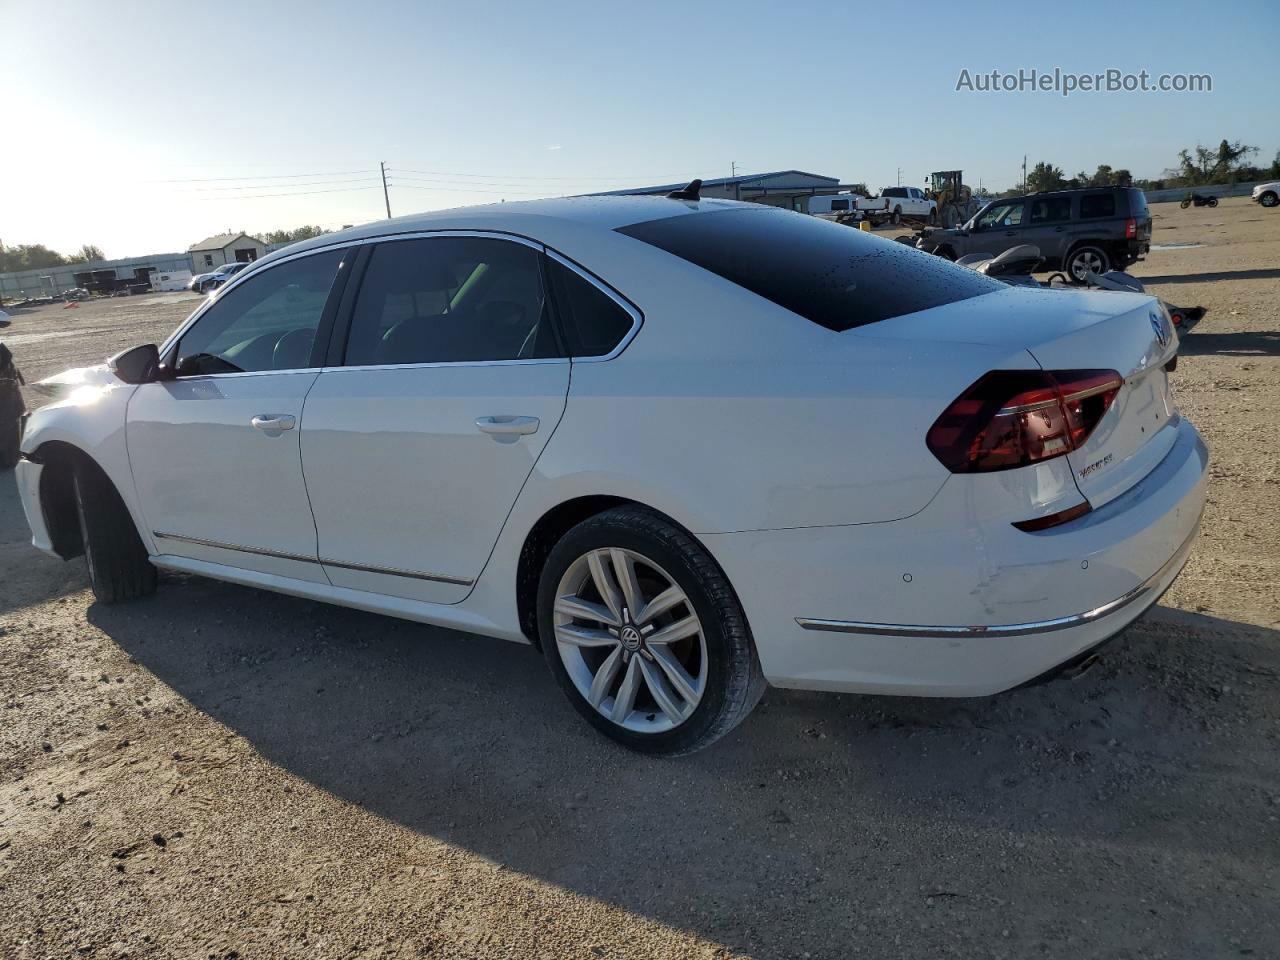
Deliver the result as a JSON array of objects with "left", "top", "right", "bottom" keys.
[
  {"left": 318, "top": 556, "right": 473, "bottom": 586},
  {"left": 152, "top": 531, "right": 473, "bottom": 586},
  {"left": 795, "top": 523, "right": 1200, "bottom": 639},
  {"left": 152, "top": 531, "right": 315, "bottom": 564}
]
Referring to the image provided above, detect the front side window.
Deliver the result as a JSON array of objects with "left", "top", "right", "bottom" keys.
[
  {"left": 617, "top": 207, "right": 1001, "bottom": 333},
  {"left": 1080, "top": 193, "right": 1116, "bottom": 219},
  {"left": 545, "top": 258, "right": 634, "bottom": 357},
  {"left": 1029, "top": 197, "right": 1072, "bottom": 223},
  {"left": 175, "top": 248, "right": 345, "bottom": 375},
  {"left": 830, "top": 198, "right": 849, "bottom": 211},
  {"left": 977, "top": 202, "right": 1024, "bottom": 228},
  {"left": 344, "top": 236, "right": 557, "bottom": 366}
]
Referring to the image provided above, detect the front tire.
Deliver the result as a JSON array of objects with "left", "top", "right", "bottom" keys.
[
  {"left": 1066, "top": 245, "right": 1110, "bottom": 284},
  {"left": 73, "top": 460, "right": 157, "bottom": 603},
  {"left": 537, "top": 506, "right": 764, "bottom": 756},
  {"left": 1208, "top": 197, "right": 1218, "bottom": 207},
  {"left": 1258, "top": 191, "right": 1278, "bottom": 208}
]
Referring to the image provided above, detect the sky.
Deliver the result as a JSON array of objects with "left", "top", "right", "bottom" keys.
[{"left": 3, "top": 0, "right": 1278, "bottom": 259}]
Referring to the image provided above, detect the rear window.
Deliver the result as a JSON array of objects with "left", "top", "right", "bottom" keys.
[
  {"left": 1080, "top": 193, "right": 1116, "bottom": 219},
  {"left": 616, "top": 207, "right": 1002, "bottom": 332}
]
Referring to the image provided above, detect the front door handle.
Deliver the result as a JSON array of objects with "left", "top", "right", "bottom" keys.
[
  {"left": 251, "top": 414, "right": 296, "bottom": 433},
  {"left": 475, "top": 415, "right": 540, "bottom": 442},
  {"left": 1004, "top": 230, "right": 1017, "bottom": 236}
]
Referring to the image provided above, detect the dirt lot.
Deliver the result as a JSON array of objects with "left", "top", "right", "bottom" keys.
[{"left": 2, "top": 198, "right": 1278, "bottom": 960}]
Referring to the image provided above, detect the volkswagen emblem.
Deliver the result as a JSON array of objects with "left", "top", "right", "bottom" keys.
[
  {"left": 1150, "top": 310, "right": 1170, "bottom": 349},
  {"left": 619, "top": 625, "right": 643, "bottom": 651}
]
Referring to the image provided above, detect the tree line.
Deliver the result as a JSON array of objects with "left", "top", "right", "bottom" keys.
[
  {"left": 1014, "top": 139, "right": 1279, "bottom": 196},
  {"left": 0, "top": 243, "right": 105, "bottom": 273}
]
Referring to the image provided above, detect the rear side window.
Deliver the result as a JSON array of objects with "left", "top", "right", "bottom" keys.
[
  {"left": 545, "top": 258, "right": 635, "bottom": 357},
  {"left": 344, "top": 236, "right": 559, "bottom": 366},
  {"left": 830, "top": 198, "right": 849, "bottom": 211},
  {"left": 1127, "top": 189, "right": 1150, "bottom": 218},
  {"left": 1080, "top": 194, "right": 1116, "bottom": 219},
  {"left": 1029, "top": 197, "right": 1072, "bottom": 223},
  {"left": 617, "top": 208, "right": 1001, "bottom": 332}
]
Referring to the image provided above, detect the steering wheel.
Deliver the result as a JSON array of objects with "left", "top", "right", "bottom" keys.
[{"left": 272, "top": 329, "right": 316, "bottom": 370}]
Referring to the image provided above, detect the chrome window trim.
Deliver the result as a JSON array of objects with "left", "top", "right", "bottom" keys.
[
  {"left": 152, "top": 531, "right": 473, "bottom": 585},
  {"left": 159, "top": 240, "right": 357, "bottom": 358},
  {"left": 543, "top": 248, "right": 644, "bottom": 363},
  {"left": 162, "top": 230, "right": 644, "bottom": 375},
  {"left": 795, "top": 521, "right": 1200, "bottom": 639}
]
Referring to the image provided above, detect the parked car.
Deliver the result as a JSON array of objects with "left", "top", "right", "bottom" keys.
[
  {"left": 188, "top": 260, "right": 250, "bottom": 294},
  {"left": 1251, "top": 181, "right": 1280, "bottom": 208},
  {"left": 15, "top": 196, "right": 1206, "bottom": 755},
  {"left": 0, "top": 309, "right": 26, "bottom": 469},
  {"left": 916, "top": 186, "right": 1153, "bottom": 283}
]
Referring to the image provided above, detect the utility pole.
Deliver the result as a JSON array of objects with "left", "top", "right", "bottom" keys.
[
  {"left": 731, "top": 160, "right": 738, "bottom": 178},
  {"left": 896, "top": 167, "right": 902, "bottom": 186},
  {"left": 1022, "top": 155, "right": 1027, "bottom": 191},
  {"left": 380, "top": 161, "right": 392, "bottom": 218}
]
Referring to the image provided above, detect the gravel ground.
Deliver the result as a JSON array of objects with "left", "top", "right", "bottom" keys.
[{"left": 1, "top": 198, "right": 1278, "bottom": 960}]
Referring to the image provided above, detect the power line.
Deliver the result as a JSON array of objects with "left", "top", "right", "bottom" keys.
[
  {"left": 194, "top": 185, "right": 383, "bottom": 201},
  {"left": 390, "top": 184, "right": 560, "bottom": 197},
  {"left": 151, "top": 169, "right": 372, "bottom": 184},
  {"left": 389, "top": 176, "right": 558, "bottom": 194},
  {"left": 186, "top": 177, "right": 382, "bottom": 193},
  {"left": 390, "top": 167, "right": 690, "bottom": 182}
]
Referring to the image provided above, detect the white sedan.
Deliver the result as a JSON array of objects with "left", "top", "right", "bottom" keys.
[{"left": 15, "top": 190, "right": 1207, "bottom": 754}]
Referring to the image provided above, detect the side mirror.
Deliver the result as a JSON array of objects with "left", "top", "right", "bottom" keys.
[{"left": 109, "top": 343, "right": 160, "bottom": 384}]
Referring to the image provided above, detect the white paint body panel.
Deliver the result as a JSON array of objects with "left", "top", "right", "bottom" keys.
[
  {"left": 15, "top": 197, "right": 1208, "bottom": 699},
  {"left": 301, "top": 360, "right": 570, "bottom": 603}
]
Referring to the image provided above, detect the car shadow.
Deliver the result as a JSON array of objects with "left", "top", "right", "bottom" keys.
[
  {"left": 0, "top": 471, "right": 85, "bottom": 614},
  {"left": 1179, "top": 330, "right": 1280, "bottom": 356},
  {"left": 1141, "top": 267, "right": 1280, "bottom": 285},
  {"left": 84, "top": 571, "right": 1280, "bottom": 957}
]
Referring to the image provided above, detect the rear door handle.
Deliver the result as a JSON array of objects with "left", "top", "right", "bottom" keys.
[
  {"left": 475, "top": 415, "right": 540, "bottom": 441},
  {"left": 251, "top": 414, "right": 296, "bottom": 433}
]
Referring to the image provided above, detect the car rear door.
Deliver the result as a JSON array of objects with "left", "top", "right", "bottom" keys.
[
  {"left": 299, "top": 234, "right": 571, "bottom": 604},
  {"left": 1024, "top": 194, "right": 1073, "bottom": 265},
  {"left": 127, "top": 247, "right": 351, "bottom": 582}
]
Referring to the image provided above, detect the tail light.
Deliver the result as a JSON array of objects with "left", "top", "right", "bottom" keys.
[
  {"left": 927, "top": 370, "right": 1123, "bottom": 473},
  {"left": 1124, "top": 217, "right": 1136, "bottom": 239}
]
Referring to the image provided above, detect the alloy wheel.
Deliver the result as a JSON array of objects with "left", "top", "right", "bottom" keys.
[
  {"left": 1070, "top": 249, "right": 1106, "bottom": 281},
  {"left": 553, "top": 547, "right": 707, "bottom": 733}
]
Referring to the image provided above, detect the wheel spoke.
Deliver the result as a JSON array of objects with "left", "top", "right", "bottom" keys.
[
  {"left": 610, "top": 548, "right": 645, "bottom": 618},
  {"left": 587, "top": 550, "right": 624, "bottom": 623},
  {"left": 555, "top": 594, "right": 620, "bottom": 627},
  {"left": 588, "top": 647, "right": 624, "bottom": 708},
  {"left": 610, "top": 655, "right": 641, "bottom": 723},
  {"left": 634, "top": 585, "right": 684, "bottom": 628},
  {"left": 555, "top": 623, "right": 619, "bottom": 648},
  {"left": 648, "top": 643, "right": 699, "bottom": 704},
  {"left": 645, "top": 615, "right": 700, "bottom": 647},
  {"left": 638, "top": 657, "right": 685, "bottom": 724}
]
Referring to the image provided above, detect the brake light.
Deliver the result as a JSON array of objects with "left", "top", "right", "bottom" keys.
[
  {"left": 926, "top": 369, "right": 1123, "bottom": 473},
  {"left": 1125, "top": 217, "right": 1136, "bottom": 239}
]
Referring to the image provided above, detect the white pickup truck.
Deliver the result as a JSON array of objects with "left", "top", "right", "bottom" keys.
[{"left": 808, "top": 188, "right": 938, "bottom": 224}]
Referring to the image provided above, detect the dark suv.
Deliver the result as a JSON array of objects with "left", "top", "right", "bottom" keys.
[{"left": 916, "top": 186, "right": 1152, "bottom": 282}]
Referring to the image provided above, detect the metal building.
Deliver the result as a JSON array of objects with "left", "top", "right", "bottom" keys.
[
  {"left": 0, "top": 252, "right": 192, "bottom": 300},
  {"left": 592, "top": 170, "right": 863, "bottom": 211}
]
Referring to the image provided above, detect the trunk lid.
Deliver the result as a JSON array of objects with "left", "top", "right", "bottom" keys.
[{"left": 852, "top": 285, "right": 1180, "bottom": 508}]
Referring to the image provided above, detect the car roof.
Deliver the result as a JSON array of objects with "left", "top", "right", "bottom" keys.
[{"left": 266, "top": 194, "right": 747, "bottom": 264}]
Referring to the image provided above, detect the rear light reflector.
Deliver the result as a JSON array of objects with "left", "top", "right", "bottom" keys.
[
  {"left": 926, "top": 369, "right": 1123, "bottom": 473},
  {"left": 1012, "top": 499, "right": 1093, "bottom": 532},
  {"left": 1124, "top": 217, "right": 1136, "bottom": 239}
]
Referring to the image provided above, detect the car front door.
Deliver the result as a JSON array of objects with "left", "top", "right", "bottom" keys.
[
  {"left": 127, "top": 246, "right": 350, "bottom": 582},
  {"left": 968, "top": 199, "right": 1026, "bottom": 257},
  {"left": 299, "top": 234, "right": 572, "bottom": 604}
]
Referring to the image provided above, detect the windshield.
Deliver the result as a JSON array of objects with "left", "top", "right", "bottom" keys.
[{"left": 617, "top": 207, "right": 1001, "bottom": 332}]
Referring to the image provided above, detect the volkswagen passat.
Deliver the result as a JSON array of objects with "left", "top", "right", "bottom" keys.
[{"left": 15, "top": 192, "right": 1207, "bottom": 754}]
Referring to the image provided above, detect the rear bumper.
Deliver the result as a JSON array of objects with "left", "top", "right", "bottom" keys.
[{"left": 703, "top": 417, "right": 1207, "bottom": 697}]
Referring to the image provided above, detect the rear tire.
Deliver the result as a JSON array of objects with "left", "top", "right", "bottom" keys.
[
  {"left": 1066, "top": 245, "right": 1110, "bottom": 284},
  {"left": 537, "top": 506, "right": 765, "bottom": 756},
  {"left": 73, "top": 460, "right": 157, "bottom": 603},
  {"left": 1208, "top": 197, "right": 1218, "bottom": 207},
  {"left": 891, "top": 206, "right": 902, "bottom": 225}
]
